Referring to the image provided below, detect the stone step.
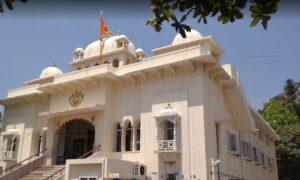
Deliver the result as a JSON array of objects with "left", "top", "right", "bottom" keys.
[{"left": 18, "top": 165, "right": 65, "bottom": 180}]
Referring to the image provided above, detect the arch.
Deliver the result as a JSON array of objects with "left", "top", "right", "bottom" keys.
[
  {"left": 55, "top": 119, "right": 95, "bottom": 164},
  {"left": 112, "top": 58, "right": 119, "bottom": 68},
  {"left": 56, "top": 118, "right": 94, "bottom": 133}
]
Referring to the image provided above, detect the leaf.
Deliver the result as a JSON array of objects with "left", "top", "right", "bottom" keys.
[
  {"left": 179, "top": 1, "right": 185, "bottom": 12},
  {"left": 0, "top": 1, "right": 3, "bottom": 13},
  {"left": 211, "top": 7, "right": 219, "bottom": 17},
  {"left": 155, "top": 25, "right": 161, "bottom": 32},
  {"left": 250, "top": 17, "right": 260, "bottom": 27},
  {"left": 178, "top": 26, "right": 187, "bottom": 38},
  {"left": 203, "top": 16, "right": 207, "bottom": 24},
  {"left": 230, "top": 15, "right": 235, "bottom": 23},
  {"left": 180, "top": 15, "right": 187, "bottom": 23},
  {"left": 262, "top": 16, "right": 271, "bottom": 30},
  {"left": 5, "top": 0, "right": 13, "bottom": 10},
  {"left": 181, "top": 24, "right": 191, "bottom": 32},
  {"left": 233, "top": 11, "right": 243, "bottom": 19},
  {"left": 163, "top": 9, "right": 173, "bottom": 18},
  {"left": 193, "top": 8, "right": 201, "bottom": 18}
]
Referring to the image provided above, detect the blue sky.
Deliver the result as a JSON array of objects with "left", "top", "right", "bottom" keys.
[{"left": 0, "top": 1, "right": 299, "bottom": 112}]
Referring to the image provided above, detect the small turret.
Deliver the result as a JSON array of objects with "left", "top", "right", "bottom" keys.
[
  {"left": 136, "top": 48, "right": 145, "bottom": 60},
  {"left": 73, "top": 47, "right": 84, "bottom": 61}
]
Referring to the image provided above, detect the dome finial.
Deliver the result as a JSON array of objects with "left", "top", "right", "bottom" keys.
[
  {"left": 165, "top": 103, "right": 172, "bottom": 109},
  {"left": 51, "top": 63, "right": 57, "bottom": 67}
]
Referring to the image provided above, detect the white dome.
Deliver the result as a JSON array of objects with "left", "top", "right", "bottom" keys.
[
  {"left": 172, "top": 29, "right": 203, "bottom": 45},
  {"left": 83, "top": 35, "right": 136, "bottom": 59},
  {"left": 73, "top": 47, "right": 84, "bottom": 56},
  {"left": 40, "top": 64, "right": 63, "bottom": 78},
  {"left": 136, "top": 48, "right": 145, "bottom": 56}
]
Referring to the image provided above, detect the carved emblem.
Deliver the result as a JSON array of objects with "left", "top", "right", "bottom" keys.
[{"left": 69, "top": 90, "right": 84, "bottom": 107}]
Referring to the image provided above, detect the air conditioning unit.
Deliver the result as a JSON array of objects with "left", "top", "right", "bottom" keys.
[{"left": 133, "top": 163, "right": 146, "bottom": 177}]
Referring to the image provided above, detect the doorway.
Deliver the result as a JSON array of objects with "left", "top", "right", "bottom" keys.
[
  {"left": 166, "top": 174, "right": 176, "bottom": 180},
  {"left": 55, "top": 119, "right": 95, "bottom": 164}
]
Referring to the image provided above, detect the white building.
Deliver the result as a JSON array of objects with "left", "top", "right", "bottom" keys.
[{"left": 0, "top": 29, "right": 279, "bottom": 180}]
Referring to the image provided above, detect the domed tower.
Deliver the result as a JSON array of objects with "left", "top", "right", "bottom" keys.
[
  {"left": 26, "top": 63, "right": 63, "bottom": 85},
  {"left": 70, "top": 34, "right": 139, "bottom": 70},
  {"left": 40, "top": 63, "right": 63, "bottom": 78}
]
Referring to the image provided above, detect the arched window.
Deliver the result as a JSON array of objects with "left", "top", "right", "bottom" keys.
[
  {"left": 12, "top": 137, "right": 17, "bottom": 151},
  {"left": 165, "top": 121, "right": 174, "bottom": 140},
  {"left": 104, "top": 61, "right": 109, "bottom": 64},
  {"left": 116, "top": 123, "right": 122, "bottom": 152},
  {"left": 125, "top": 121, "right": 133, "bottom": 151},
  {"left": 112, "top": 58, "right": 119, "bottom": 68},
  {"left": 136, "top": 122, "right": 141, "bottom": 151}
]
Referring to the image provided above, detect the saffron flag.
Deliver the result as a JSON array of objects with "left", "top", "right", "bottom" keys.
[{"left": 101, "top": 17, "right": 111, "bottom": 36}]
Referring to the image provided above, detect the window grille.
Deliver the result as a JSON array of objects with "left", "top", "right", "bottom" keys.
[{"left": 227, "top": 131, "right": 240, "bottom": 156}]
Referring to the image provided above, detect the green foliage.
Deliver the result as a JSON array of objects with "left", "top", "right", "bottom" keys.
[
  {"left": 284, "top": 79, "right": 300, "bottom": 100},
  {"left": 0, "top": 0, "right": 27, "bottom": 13},
  {"left": 275, "top": 122, "right": 300, "bottom": 180},
  {"left": 148, "top": 0, "right": 280, "bottom": 37},
  {"left": 262, "top": 99, "right": 298, "bottom": 129},
  {"left": 262, "top": 79, "right": 300, "bottom": 180}
]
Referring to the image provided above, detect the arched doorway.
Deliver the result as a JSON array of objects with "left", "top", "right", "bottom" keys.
[{"left": 56, "top": 119, "right": 95, "bottom": 164}]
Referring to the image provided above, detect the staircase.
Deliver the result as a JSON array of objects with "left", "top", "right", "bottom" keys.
[{"left": 18, "top": 165, "right": 65, "bottom": 180}]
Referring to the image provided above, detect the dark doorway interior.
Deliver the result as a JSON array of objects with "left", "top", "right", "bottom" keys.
[
  {"left": 56, "top": 119, "right": 95, "bottom": 164},
  {"left": 167, "top": 174, "right": 176, "bottom": 180}
]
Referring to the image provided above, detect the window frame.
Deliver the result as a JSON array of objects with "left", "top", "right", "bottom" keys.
[{"left": 227, "top": 131, "right": 240, "bottom": 156}]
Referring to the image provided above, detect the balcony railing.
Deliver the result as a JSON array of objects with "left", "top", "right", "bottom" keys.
[
  {"left": 0, "top": 151, "right": 17, "bottom": 161},
  {"left": 157, "top": 140, "right": 176, "bottom": 152}
]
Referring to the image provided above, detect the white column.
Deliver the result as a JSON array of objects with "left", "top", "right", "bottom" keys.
[
  {"left": 121, "top": 124, "right": 125, "bottom": 152},
  {"left": 132, "top": 125, "right": 136, "bottom": 151},
  {"left": 173, "top": 122, "right": 177, "bottom": 151}
]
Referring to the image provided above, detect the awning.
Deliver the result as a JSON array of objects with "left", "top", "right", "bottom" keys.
[{"left": 39, "top": 104, "right": 104, "bottom": 119}]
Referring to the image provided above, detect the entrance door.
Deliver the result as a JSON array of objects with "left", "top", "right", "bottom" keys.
[
  {"left": 73, "top": 139, "right": 84, "bottom": 159},
  {"left": 55, "top": 119, "right": 95, "bottom": 164},
  {"left": 166, "top": 174, "right": 176, "bottom": 180}
]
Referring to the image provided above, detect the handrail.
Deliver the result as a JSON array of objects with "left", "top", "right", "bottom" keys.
[
  {"left": 43, "top": 145, "right": 101, "bottom": 180},
  {"left": 0, "top": 149, "right": 47, "bottom": 175}
]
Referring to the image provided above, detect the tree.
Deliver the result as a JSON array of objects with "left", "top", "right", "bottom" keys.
[
  {"left": 148, "top": 0, "right": 280, "bottom": 37},
  {"left": 262, "top": 79, "right": 300, "bottom": 180},
  {"left": 276, "top": 79, "right": 300, "bottom": 117},
  {"left": 0, "top": 0, "right": 27, "bottom": 13},
  {"left": 262, "top": 99, "right": 298, "bottom": 129},
  {"left": 284, "top": 79, "right": 300, "bottom": 100}
]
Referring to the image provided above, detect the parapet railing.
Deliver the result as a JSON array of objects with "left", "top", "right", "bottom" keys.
[
  {"left": 0, "top": 149, "right": 47, "bottom": 176},
  {"left": 43, "top": 144, "right": 101, "bottom": 180}
]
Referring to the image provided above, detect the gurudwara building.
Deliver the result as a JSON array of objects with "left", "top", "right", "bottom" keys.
[{"left": 0, "top": 29, "right": 279, "bottom": 180}]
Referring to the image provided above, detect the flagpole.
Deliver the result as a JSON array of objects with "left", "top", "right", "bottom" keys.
[{"left": 99, "top": 11, "right": 103, "bottom": 65}]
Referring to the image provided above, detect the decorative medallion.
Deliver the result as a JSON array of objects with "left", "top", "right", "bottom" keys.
[{"left": 69, "top": 90, "right": 84, "bottom": 107}]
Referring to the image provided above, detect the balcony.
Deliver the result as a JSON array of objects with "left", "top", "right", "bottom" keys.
[
  {"left": 0, "top": 151, "right": 17, "bottom": 161},
  {"left": 157, "top": 140, "right": 177, "bottom": 152}
]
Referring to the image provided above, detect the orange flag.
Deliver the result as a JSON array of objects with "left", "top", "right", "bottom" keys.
[{"left": 100, "top": 17, "right": 111, "bottom": 37}]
